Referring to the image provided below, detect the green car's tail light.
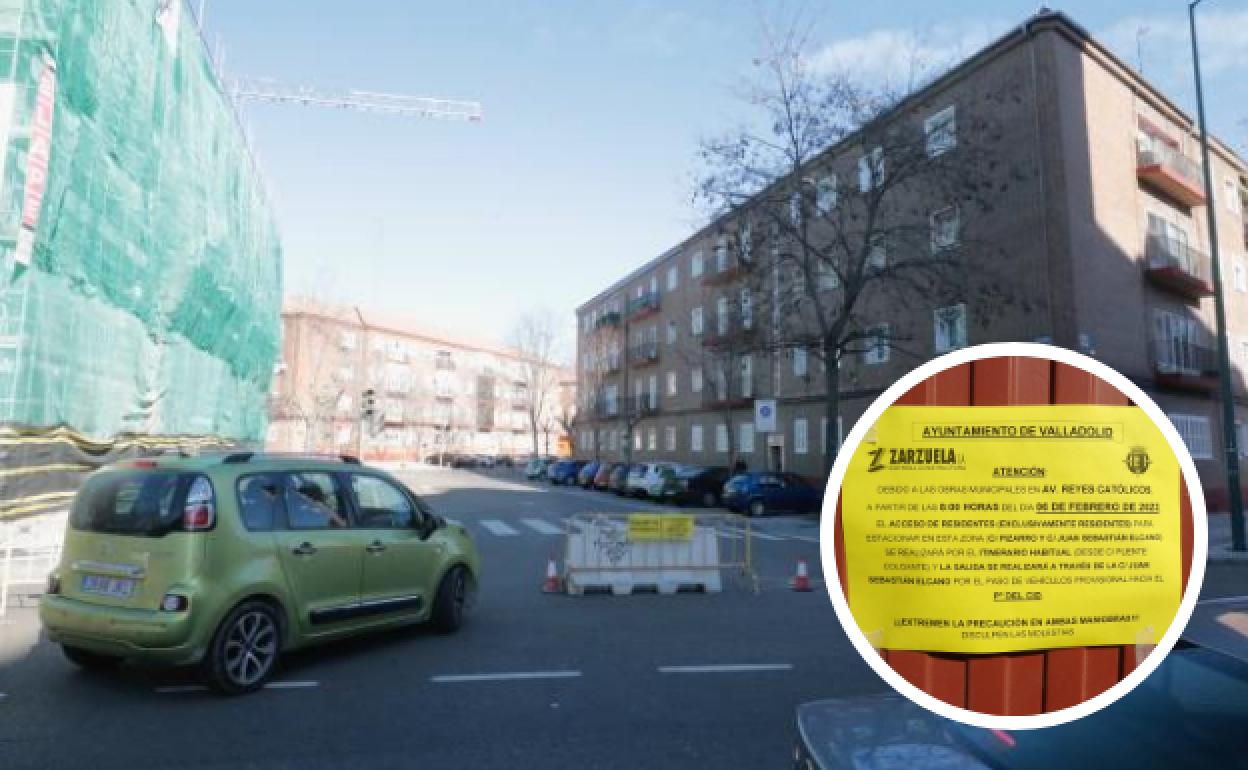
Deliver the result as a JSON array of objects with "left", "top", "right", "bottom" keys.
[{"left": 183, "top": 476, "right": 216, "bottom": 531}]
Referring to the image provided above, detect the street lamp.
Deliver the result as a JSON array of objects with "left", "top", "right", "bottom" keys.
[{"left": 1189, "top": 0, "right": 1245, "bottom": 551}]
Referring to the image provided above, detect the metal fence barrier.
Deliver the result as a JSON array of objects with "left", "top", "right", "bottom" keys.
[
  {"left": 0, "top": 511, "right": 67, "bottom": 616},
  {"left": 563, "top": 512, "right": 759, "bottom": 595}
]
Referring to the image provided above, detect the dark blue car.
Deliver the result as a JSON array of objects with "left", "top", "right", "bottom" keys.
[
  {"left": 548, "top": 459, "right": 586, "bottom": 485},
  {"left": 721, "top": 472, "right": 821, "bottom": 516}
]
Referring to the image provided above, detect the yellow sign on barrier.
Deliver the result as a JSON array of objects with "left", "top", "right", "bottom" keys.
[
  {"left": 628, "top": 513, "right": 695, "bottom": 541},
  {"left": 842, "top": 405, "right": 1182, "bottom": 654}
]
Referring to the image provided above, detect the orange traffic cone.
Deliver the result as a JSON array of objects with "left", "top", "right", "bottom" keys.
[
  {"left": 542, "top": 558, "right": 561, "bottom": 594},
  {"left": 791, "top": 559, "right": 812, "bottom": 592}
]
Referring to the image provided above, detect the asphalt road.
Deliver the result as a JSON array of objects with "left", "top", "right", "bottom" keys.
[{"left": 0, "top": 467, "right": 875, "bottom": 769}]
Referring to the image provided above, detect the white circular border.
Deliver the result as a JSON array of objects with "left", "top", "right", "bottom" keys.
[{"left": 819, "top": 342, "right": 1209, "bottom": 730}]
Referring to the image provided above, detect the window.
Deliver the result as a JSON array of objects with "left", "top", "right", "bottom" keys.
[
  {"left": 741, "top": 355, "right": 753, "bottom": 398},
  {"left": 858, "top": 146, "right": 883, "bottom": 192},
  {"left": 715, "top": 235, "right": 729, "bottom": 272},
  {"left": 1235, "top": 260, "right": 1247, "bottom": 293},
  {"left": 692, "top": 306, "right": 704, "bottom": 336},
  {"left": 934, "top": 304, "right": 968, "bottom": 353},
  {"left": 789, "top": 191, "right": 802, "bottom": 227},
  {"left": 237, "top": 474, "right": 282, "bottom": 532},
  {"left": 930, "top": 206, "right": 960, "bottom": 252},
  {"left": 739, "top": 423, "right": 755, "bottom": 454},
  {"left": 649, "top": 275, "right": 658, "bottom": 296},
  {"left": 692, "top": 368, "right": 703, "bottom": 393},
  {"left": 816, "top": 261, "right": 839, "bottom": 290},
  {"left": 794, "top": 418, "right": 809, "bottom": 454},
  {"left": 794, "top": 348, "right": 808, "bottom": 377},
  {"left": 605, "top": 384, "right": 618, "bottom": 416},
  {"left": 667, "top": 265, "right": 679, "bottom": 291},
  {"left": 692, "top": 424, "right": 704, "bottom": 452},
  {"left": 339, "top": 331, "right": 357, "bottom": 350},
  {"left": 739, "top": 221, "right": 753, "bottom": 262},
  {"left": 607, "top": 430, "right": 618, "bottom": 451},
  {"left": 647, "top": 427, "right": 657, "bottom": 451},
  {"left": 351, "top": 475, "right": 416, "bottom": 529},
  {"left": 715, "top": 424, "right": 730, "bottom": 453},
  {"left": 816, "top": 173, "right": 837, "bottom": 214},
  {"left": 284, "top": 472, "right": 348, "bottom": 530},
  {"left": 1153, "top": 310, "right": 1203, "bottom": 375},
  {"left": 633, "top": 430, "right": 642, "bottom": 450},
  {"left": 667, "top": 320, "right": 678, "bottom": 345},
  {"left": 1169, "top": 414, "right": 1212, "bottom": 460},
  {"left": 648, "top": 375, "right": 658, "bottom": 408},
  {"left": 666, "top": 371, "right": 678, "bottom": 396},
  {"left": 864, "top": 324, "right": 891, "bottom": 365},
  {"left": 717, "top": 296, "right": 730, "bottom": 335},
  {"left": 1226, "top": 176, "right": 1242, "bottom": 215},
  {"left": 692, "top": 251, "right": 704, "bottom": 278},
  {"left": 867, "top": 236, "right": 887, "bottom": 272},
  {"left": 740, "top": 288, "right": 753, "bottom": 329},
  {"left": 664, "top": 426, "right": 677, "bottom": 451},
  {"left": 925, "top": 105, "right": 956, "bottom": 157}
]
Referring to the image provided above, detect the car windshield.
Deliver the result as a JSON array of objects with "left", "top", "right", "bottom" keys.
[
  {"left": 952, "top": 646, "right": 1248, "bottom": 769},
  {"left": 70, "top": 471, "right": 185, "bottom": 537}
]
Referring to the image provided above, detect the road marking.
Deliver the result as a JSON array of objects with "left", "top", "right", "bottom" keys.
[
  {"left": 788, "top": 535, "right": 821, "bottom": 544},
  {"left": 522, "top": 518, "right": 563, "bottom": 535},
  {"left": 480, "top": 519, "right": 519, "bottom": 536},
  {"left": 727, "top": 527, "right": 784, "bottom": 541},
  {"left": 265, "top": 680, "right": 319, "bottom": 689},
  {"left": 658, "top": 664, "right": 794, "bottom": 674},
  {"left": 431, "top": 670, "right": 582, "bottom": 683}
]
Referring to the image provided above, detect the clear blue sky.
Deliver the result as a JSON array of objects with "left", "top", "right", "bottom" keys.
[{"left": 204, "top": 1, "right": 1248, "bottom": 348}]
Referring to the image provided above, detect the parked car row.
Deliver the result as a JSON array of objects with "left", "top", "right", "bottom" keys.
[
  {"left": 527, "top": 457, "right": 823, "bottom": 516},
  {"left": 429, "top": 454, "right": 515, "bottom": 468}
]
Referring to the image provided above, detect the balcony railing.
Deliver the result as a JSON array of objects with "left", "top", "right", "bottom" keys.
[
  {"left": 1144, "top": 234, "right": 1213, "bottom": 298},
  {"left": 594, "top": 310, "right": 622, "bottom": 330},
  {"left": 1137, "top": 145, "right": 1206, "bottom": 207},
  {"left": 593, "top": 399, "right": 619, "bottom": 419},
  {"left": 628, "top": 341, "right": 660, "bottom": 366},
  {"left": 626, "top": 292, "right": 661, "bottom": 320},
  {"left": 1152, "top": 337, "right": 1219, "bottom": 391}
]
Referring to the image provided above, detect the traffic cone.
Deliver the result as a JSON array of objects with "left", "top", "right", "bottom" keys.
[
  {"left": 791, "top": 559, "right": 812, "bottom": 592},
  {"left": 542, "top": 558, "right": 562, "bottom": 594}
]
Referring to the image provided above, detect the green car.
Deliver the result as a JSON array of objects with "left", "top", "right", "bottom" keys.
[{"left": 40, "top": 452, "right": 480, "bottom": 694}]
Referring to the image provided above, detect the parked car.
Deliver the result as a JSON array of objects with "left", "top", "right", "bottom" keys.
[
  {"left": 523, "top": 457, "right": 552, "bottom": 480},
  {"left": 632, "top": 462, "right": 684, "bottom": 499},
  {"left": 721, "top": 471, "right": 821, "bottom": 516},
  {"left": 450, "top": 454, "right": 477, "bottom": 469},
  {"left": 608, "top": 463, "right": 634, "bottom": 495},
  {"left": 623, "top": 463, "right": 652, "bottom": 497},
  {"left": 548, "top": 459, "right": 586, "bottom": 485},
  {"left": 669, "top": 465, "right": 732, "bottom": 507},
  {"left": 593, "top": 462, "right": 619, "bottom": 491},
  {"left": 496, "top": 456, "right": 514, "bottom": 468},
  {"left": 793, "top": 596, "right": 1248, "bottom": 769},
  {"left": 39, "top": 452, "right": 480, "bottom": 694},
  {"left": 577, "top": 460, "right": 602, "bottom": 488}
]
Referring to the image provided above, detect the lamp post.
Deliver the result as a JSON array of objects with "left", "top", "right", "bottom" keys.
[{"left": 1190, "top": 0, "right": 1245, "bottom": 551}]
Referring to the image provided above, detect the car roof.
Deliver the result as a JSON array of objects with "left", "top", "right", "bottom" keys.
[{"left": 106, "top": 452, "right": 373, "bottom": 476}]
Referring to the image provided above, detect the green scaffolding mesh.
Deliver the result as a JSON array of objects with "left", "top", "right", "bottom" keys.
[{"left": 0, "top": 0, "right": 282, "bottom": 442}]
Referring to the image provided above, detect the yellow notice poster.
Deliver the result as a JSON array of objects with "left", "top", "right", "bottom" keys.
[
  {"left": 629, "top": 514, "right": 694, "bottom": 541},
  {"left": 842, "top": 405, "right": 1182, "bottom": 654}
]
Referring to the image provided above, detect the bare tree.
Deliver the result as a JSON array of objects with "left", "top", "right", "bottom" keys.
[
  {"left": 576, "top": 314, "right": 623, "bottom": 461},
  {"left": 697, "top": 17, "right": 1021, "bottom": 476},
  {"left": 508, "top": 308, "right": 565, "bottom": 456}
]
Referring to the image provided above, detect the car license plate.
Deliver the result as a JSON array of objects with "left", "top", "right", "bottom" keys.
[{"left": 81, "top": 574, "right": 137, "bottom": 599}]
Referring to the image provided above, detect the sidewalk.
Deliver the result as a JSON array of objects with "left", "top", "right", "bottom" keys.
[{"left": 1206, "top": 514, "right": 1248, "bottom": 562}]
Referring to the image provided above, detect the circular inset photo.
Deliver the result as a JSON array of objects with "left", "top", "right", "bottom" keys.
[{"left": 820, "top": 343, "right": 1207, "bottom": 730}]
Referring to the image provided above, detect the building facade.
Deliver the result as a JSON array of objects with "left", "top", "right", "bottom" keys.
[
  {"left": 575, "top": 11, "right": 1248, "bottom": 503},
  {"left": 270, "top": 300, "right": 574, "bottom": 462}
]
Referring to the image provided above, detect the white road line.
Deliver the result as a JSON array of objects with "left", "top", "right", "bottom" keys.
[
  {"left": 522, "top": 518, "right": 563, "bottom": 535},
  {"left": 728, "top": 527, "right": 784, "bottom": 541},
  {"left": 155, "top": 685, "right": 208, "bottom": 694},
  {"left": 431, "top": 670, "right": 582, "bottom": 683},
  {"left": 264, "top": 680, "right": 319, "bottom": 689},
  {"left": 658, "top": 664, "right": 794, "bottom": 674},
  {"left": 480, "top": 519, "right": 519, "bottom": 536},
  {"left": 787, "top": 535, "right": 822, "bottom": 544}
]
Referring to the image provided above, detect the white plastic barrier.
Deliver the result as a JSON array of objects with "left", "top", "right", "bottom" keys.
[
  {"left": 563, "top": 513, "right": 756, "bottom": 595},
  {"left": 0, "top": 511, "right": 67, "bottom": 616}
]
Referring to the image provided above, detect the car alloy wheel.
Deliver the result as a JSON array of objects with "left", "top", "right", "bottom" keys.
[{"left": 223, "top": 608, "right": 278, "bottom": 689}]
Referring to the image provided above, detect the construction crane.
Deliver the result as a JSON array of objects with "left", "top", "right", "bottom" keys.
[{"left": 228, "top": 77, "right": 483, "bottom": 122}]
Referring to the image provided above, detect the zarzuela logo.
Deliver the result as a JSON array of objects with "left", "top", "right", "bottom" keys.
[{"left": 867, "top": 447, "right": 964, "bottom": 472}]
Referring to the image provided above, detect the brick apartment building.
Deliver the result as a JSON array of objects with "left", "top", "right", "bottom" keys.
[
  {"left": 574, "top": 11, "right": 1248, "bottom": 503},
  {"left": 269, "top": 299, "right": 575, "bottom": 462}
]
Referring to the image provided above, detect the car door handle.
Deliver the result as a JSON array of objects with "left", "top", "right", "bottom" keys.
[
  {"left": 366, "top": 540, "right": 387, "bottom": 554},
  {"left": 291, "top": 542, "right": 317, "bottom": 556}
]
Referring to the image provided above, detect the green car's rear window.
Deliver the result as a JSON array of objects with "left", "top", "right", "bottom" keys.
[{"left": 70, "top": 471, "right": 186, "bottom": 537}]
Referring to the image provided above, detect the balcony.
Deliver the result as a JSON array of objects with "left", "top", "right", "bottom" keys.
[
  {"left": 628, "top": 341, "right": 660, "bottom": 367},
  {"left": 593, "top": 399, "right": 619, "bottom": 419},
  {"left": 1152, "top": 337, "right": 1219, "bottom": 391},
  {"left": 627, "top": 292, "right": 661, "bottom": 321},
  {"left": 702, "top": 393, "right": 752, "bottom": 410},
  {"left": 1144, "top": 235, "right": 1213, "bottom": 299},
  {"left": 701, "top": 262, "right": 743, "bottom": 286},
  {"left": 1137, "top": 145, "right": 1206, "bottom": 208},
  {"left": 631, "top": 400, "right": 660, "bottom": 418},
  {"left": 701, "top": 325, "right": 758, "bottom": 350}
]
